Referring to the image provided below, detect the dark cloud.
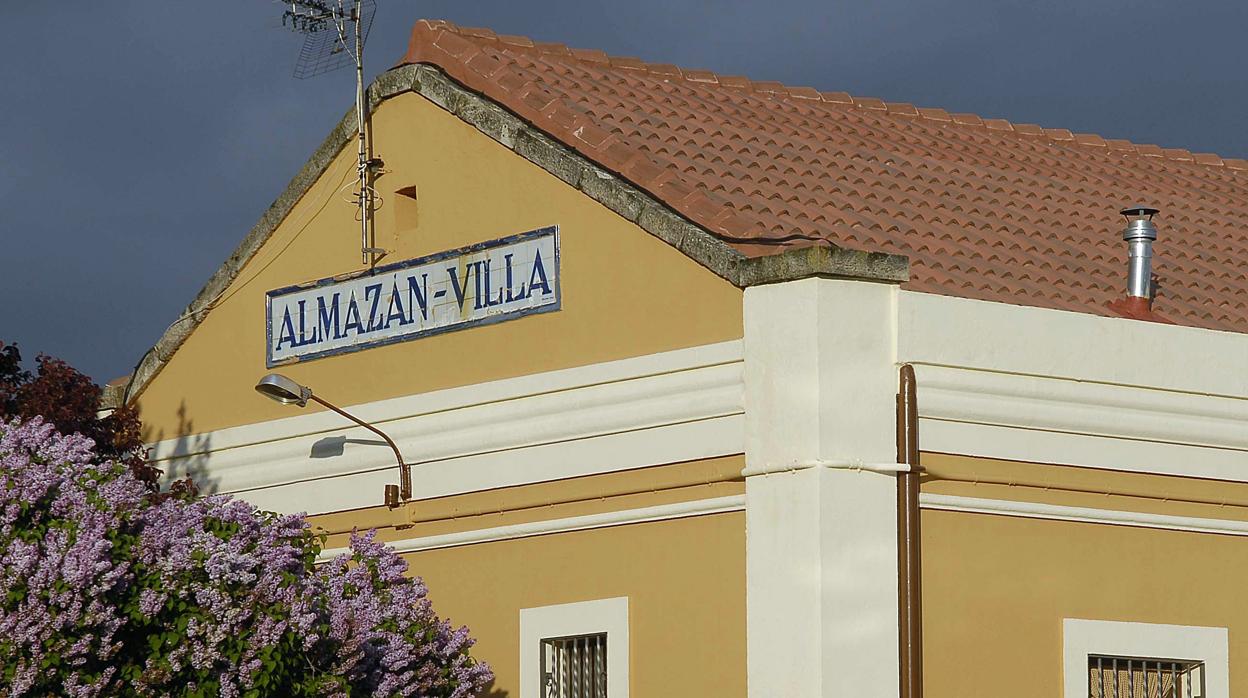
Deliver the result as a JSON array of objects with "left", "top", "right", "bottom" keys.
[{"left": 2, "top": 0, "right": 1245, "bottom": 381}]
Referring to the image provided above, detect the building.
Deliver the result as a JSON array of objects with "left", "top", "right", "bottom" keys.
[{"left": 104, "top": 19, "right": 1248, "bottom": 698}]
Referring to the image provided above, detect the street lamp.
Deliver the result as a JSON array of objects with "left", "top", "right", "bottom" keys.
[{"left": 254, "top": 373, "right": 411, "bottom": 508}]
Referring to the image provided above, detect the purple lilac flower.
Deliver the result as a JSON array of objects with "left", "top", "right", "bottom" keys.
[{"left": 0, "top": 418, "right": 492, "bottom": 697}]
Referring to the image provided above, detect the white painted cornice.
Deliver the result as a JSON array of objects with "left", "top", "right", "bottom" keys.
[
  {"left": 898, "top": 292, "right": 1248, "bottom": 481},
  {"left": 899, "top": 291, "right": 1248, "bottom": 398},
  {"left": 917, "top": 364, "right": 1248, "bottom": 451}
]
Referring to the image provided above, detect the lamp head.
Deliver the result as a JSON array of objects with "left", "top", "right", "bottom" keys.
[{"left": 255, "top": 373, "right": 312, "bottom": 407}]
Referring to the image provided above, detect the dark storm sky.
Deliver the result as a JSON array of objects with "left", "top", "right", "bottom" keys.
[{"left": 2, "top": 1, "right": 1245, "bottom": 382}]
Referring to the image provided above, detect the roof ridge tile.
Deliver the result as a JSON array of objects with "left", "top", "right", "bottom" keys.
[
  {"left": 917, "top": 107, "right": 951, "bottom": 122},
  {"left": 533, "top": 40, "right": 571, "bottom": 55},
  {"left": 717, "top": 74, "right": 752, "bottom": 89},
  {"left": 570, "top": 47, "right": 610, "bottom": 64},
  {"left": 608, "top": 56, "right": 647, "bottom": 71},
  {"left": 683, "top": 69, "right": 719, "bottom": 84},
  {"left": 786, "top": 86, "right": 821, "bottom": 100},
  {"left": 647, "top": 63, "right": 684, "bottom": 78},
  {"left": 456, "top": 25, "right": 498, "bottom": 40},
  {"left": 886, "top": 102, "right": 919, "bottom": 117},
  {"left": 497, "top": 33, "right": 535, "bottom": 48}
]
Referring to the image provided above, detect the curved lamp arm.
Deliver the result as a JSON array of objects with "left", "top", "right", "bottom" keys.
[
  {"left": 255, "top": 373, "right": 410, "bottom": 508},
  {"left": 308, "top": 395, "right": 411, "bottom": 507}
]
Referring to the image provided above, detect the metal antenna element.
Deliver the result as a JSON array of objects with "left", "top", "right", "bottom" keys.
[{"left": 273, "top": 1, "right": 383, "bottom": 266}]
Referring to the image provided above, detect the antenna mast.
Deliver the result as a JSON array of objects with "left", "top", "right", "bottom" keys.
[{"left": 277, "top": 0, "right": 381, "bottom": 266}]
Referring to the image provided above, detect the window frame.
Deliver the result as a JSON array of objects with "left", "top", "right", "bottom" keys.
[
  {"left": 520, "top": 597, "right": 629, "bottom": 698},
  {"left": 1063, "top": 618, "right": 1228, "bottom": 698}
]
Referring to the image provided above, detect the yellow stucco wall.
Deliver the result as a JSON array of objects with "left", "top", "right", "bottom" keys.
[
  {"left": 922, "top": 452, "right": 1248, "bottom": 524},
  {"left": 136, "top": 91, "right": 742, "bottom": 441},
  {"left": 311, "top": 456, "right": 745, "bottom": 548},
  {"left": 305, "top": 462, "right": 743, "bottom": 694},
  {"left": 303, "top": 457, "right": 747, "bottom": 697},
  {"left": 923, "top": 510, "right": 1248, "bottom": 697},
  {"left": 406, "top": 511, "right": 747, "bottom": 698},
  {"left": 921, "top": 452, "right": 1248, "bottom": 697}
]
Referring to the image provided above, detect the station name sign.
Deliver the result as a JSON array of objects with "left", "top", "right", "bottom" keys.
[{"left": 266, "top": 226, "right": 560, "bottom": 366}]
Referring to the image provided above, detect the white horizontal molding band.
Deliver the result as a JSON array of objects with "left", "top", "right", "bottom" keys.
[
  {"left": 240, "top": 415, "right": 741, "bottom": 514},
  {"left": 915, "top": 364, "right": 1248, "bottom": 452},
  {"left": 150, "top": 340, "right": 742, "bottom": 460},
  {"left": 164, "top": 362, "right": 742, "bottom": 493},
  {"left": 898, "top": 291, "right": 1248, "bottom": 399},
  {"left": 898, "top": 292, "right": 1248, "bottom": 480},
  {"left": 147, "top": 341, "right": 745, "bottom": 514},
  {"left": 921, "top": 493, "right": 1248, "bottom": 536},
  {"left": 921, "top": 418, "right": 1248, "bottom": 483},
  {"left": 317, "top": 494, "right": 745, "bottom": 561}
]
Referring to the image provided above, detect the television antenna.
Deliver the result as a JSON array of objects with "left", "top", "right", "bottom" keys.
[{"left": 276, "top": 1, "right": 384, "bottom": 266}]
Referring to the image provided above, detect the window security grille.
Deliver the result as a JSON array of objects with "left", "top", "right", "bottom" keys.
[
  {"left": 1088, "top": 655, "right": 1205, "bottom": 698},
  {"left": 542, "top": 633, "right": 607, "bottom": 698}
]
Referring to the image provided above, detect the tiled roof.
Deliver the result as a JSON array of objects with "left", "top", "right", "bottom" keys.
[{"left": 400, "top": 20, "right": 1248, "bottom": 333}]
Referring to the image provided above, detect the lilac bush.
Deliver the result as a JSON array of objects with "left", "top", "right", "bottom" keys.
[{"left": 0, "top": 418, "right": 492, "bottom": 697}]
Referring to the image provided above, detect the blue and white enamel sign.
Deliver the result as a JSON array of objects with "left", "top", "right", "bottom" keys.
[{"left": 266, "top": 226, "right": 560, "bottom": 366}]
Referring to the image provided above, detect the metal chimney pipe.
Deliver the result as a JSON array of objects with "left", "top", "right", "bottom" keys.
[{"left": 1121, "top": 206, "right": 1159, "bottom": 299}]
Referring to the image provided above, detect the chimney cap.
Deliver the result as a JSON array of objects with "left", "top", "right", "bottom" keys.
[{"left": 1120, "top": 205, "right": 1160, "bottom": 219}]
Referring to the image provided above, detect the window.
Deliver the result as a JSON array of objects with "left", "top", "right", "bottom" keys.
[
  {"left": 1064, "top": 619, "right": 1228, "bottom": 698},
  {"left": 1087, "top": 655, "right": 1204, "bottom": 697},
  {"left": 520, "top": 598, "right": 628, "bottom": 698},
  {"left": 542, "top": 632, "right": 607, "bottom": 697}
]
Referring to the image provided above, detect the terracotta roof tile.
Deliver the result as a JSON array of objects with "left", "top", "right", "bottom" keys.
[
  {"left": 854, "top": 97, "right": 887, "bottom": 111},
  {"left": 684, "top": 69, "right": 719, "bottom": 84},
  {"left": 497, "top": 33, "right": 535, "bottom": 48},
  {"left": 787, "top": 86, "right": 822, "bottom": 100},
  {"left": 533, "top": 41, "right": 570, "bottom": 55},
  {"left": 464, "top": 52, "right": 505, "bottom": 78},
  {"left": 918, "top": 107, "right": 951, "bottom": 122},
  {"left": 610, "top": 56, "right": 647, "bottom": 71},
  {"left": 400, "top": 19, "right": 1248, "bottom": 334},
  {"left": 1075, "top": 133, "right": 1107, "bottom": 147},
  {"left": 717, "top": 74, "right": 752, "bottom": 89}
]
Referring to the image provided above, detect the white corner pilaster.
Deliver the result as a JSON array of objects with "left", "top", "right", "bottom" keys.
[{"left": 744, "top": 277, "right": 900, "bottom": 697}]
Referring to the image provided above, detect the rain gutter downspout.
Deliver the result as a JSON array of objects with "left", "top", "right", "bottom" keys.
[{"left": 897, "top": 364, "right": 923, "bottom": 698}]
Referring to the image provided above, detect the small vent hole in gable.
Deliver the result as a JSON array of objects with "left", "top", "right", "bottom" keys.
[{"left": 391, "top": 185, "right": 420, "bottom": 243}]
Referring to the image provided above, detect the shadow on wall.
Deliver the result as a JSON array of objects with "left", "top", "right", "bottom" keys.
[
  {"left": 309, "top": 435, "right": 390, "bottom": 459},
  {"left": 143, "top": 400, "right": 220, "bottom": 495}
]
